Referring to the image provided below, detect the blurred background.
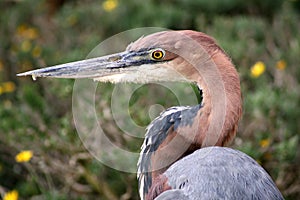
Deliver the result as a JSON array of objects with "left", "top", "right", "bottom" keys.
[{"left": 0, "top": 0, "right": 300, "bottom": 199}]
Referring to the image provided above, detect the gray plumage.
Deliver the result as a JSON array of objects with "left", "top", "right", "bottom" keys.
[
  {"left": 158, "top": 146, "right": 283, "bottom": 200},
  {"left": 155, "top": 189, "right": 190, "bottom": 200}
]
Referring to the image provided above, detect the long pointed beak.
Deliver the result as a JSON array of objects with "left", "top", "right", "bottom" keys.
[{"left": 17, "top": 51, "right": 132, "bottom": 81}]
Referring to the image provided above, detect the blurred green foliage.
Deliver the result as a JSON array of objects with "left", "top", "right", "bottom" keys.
[{"left": 0, "top": 0, "right": 299, "bottom": 199}]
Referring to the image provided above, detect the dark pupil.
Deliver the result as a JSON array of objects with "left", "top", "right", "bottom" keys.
[{"left": 154, "top": 51, "right": 162, "bottom": 58}]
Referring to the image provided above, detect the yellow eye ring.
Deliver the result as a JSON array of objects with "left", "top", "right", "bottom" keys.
[{"left": 151, "top": 49, "right": 165, "bottom": 60}]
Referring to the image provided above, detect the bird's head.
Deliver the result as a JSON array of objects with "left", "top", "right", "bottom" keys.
[{"left": 17, "top": 30, "right": 221, "bottom": 84}]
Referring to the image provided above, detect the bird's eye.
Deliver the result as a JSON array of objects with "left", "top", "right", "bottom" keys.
[{"left": 151, "top": 49, "right": 165, "bottom": 60}]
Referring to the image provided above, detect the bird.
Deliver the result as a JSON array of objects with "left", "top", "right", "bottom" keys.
[{"left": 18, "top": 30, "right": 283, "bottom": 200}]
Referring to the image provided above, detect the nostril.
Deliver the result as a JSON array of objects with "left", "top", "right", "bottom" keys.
[{"left": 108, "top": 55, "right": 122, "bottom": 62}]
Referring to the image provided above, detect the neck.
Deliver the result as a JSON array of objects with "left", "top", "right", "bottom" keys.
[
  {"left": 196, "top": 51, "right": 242, "bottom": 147},
  {"left": 171, "top": 32, "right": 242, "bottom": 148}
]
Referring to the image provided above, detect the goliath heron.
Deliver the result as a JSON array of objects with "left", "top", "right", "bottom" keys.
[{"left": 18, "top": 30, "right": 283, "bottom": 200}]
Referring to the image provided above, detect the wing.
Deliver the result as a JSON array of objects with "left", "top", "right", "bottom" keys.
[
  {"left": 137, "top": 105, "right": 201, "bottom": 200},
  {"left": 163, "top": 147, "right": 284, "bottom": 200}
]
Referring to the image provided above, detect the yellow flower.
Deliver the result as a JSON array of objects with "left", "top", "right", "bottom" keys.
[
  {"left": 17, "top": 24, "right": 39, "bottom": 40},
  {"left": 2, "top": 82, "right": 16, "bottom": 93},
  {"left": 259, "top": 138, "right": 270, "bottom": 148},
  {"left": 26, "top": 28, "right": 39, "bottom": 40},
  {"left": 251, "top": 61, "right": 265, "bottom": 78},
  {"left": 15, "top": 150, "right": 33, "bottom": 163},
  {"left": 276, "top": 60, "right": 286, "bottom": 70},
  {"left": 102, "top": 0, "right": 118, "bottom": 12},
  {"left": 0, "top": 82, "right": 16, "bottom": 95},
  {"left": 21, "top": 40, "right": 32, "bottom": 52},
  {"left": 3, "top": 190, "right": 18, "bottom": 200}
]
